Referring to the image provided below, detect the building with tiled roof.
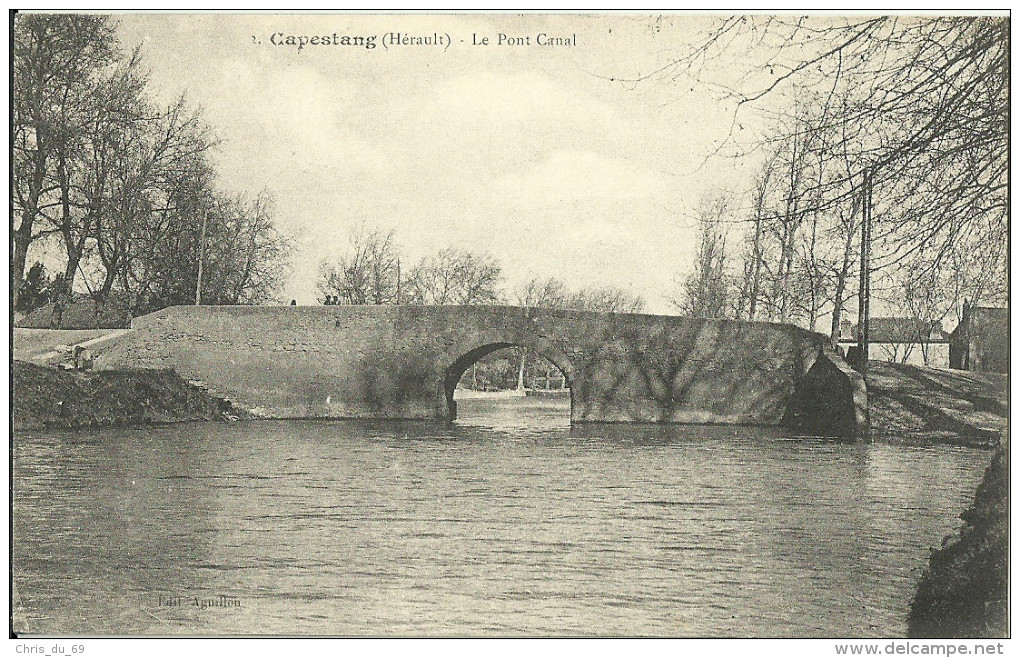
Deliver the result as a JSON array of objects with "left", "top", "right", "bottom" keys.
[{"left": 838, "top": 317, "right": 952, "bottom": 367}]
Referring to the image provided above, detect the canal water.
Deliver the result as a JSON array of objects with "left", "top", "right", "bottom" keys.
[{"left": 12, "top": 397, "right": 990, "bottom": 637}]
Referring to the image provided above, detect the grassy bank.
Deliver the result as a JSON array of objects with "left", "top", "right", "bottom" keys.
[
  {"left": 13, "top": 361, "right": 247, "bottom": 430},
  {"left": 867, "top": 362, "right": 1007, "bottom": 446},
  {"left": 908, "top": 439, "right": 1008, "bottom": 637}
]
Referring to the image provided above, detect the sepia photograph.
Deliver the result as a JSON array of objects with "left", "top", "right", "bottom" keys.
[{"left": 9, "top": 9, "right": 1009, "bottom": 647}]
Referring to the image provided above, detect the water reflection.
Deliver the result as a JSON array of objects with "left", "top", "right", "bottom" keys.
[{"left": 13, "top": 398, "right": 989, "bottom": 637}]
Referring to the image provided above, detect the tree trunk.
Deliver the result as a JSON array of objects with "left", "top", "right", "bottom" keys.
[
  {"left": 51, "top": 151, "right": 84, "bottom": 329},
  {"left": 777, "top": 224, "right": 795, "bottom": 322},
  {"left": 748, "top": 210, "right": 763, "bottom": 320},
  {"left": 51, "top": 253, "right": 82, "bottom": 329},
  {"left": 830, "top": 282, "right": 845, "bottom": 350},
  {"left": 11, "top": 228, "right": 30, "bottom": 311},
  {"left": 830, "top": 235, "right": 854, "bottom": 349},
  {"left": 778, "top": 134, "right": 801, "bottom": 323},
  {"left": 12, "top": 141, "right": 48, "bottom": 311},
  {"left": 807, "top": 212, "right": 820, "bottom": 332},
  {"left": 95, "top": 263, "right": 118, "bottom": 305}
]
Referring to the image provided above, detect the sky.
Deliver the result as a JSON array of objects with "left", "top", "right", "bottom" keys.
[{"left": 113, "top": 13, "right": 764, "bottom": 314}]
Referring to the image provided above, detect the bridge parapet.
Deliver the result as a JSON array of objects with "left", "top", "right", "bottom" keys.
[{"left": 99, "top": 305, "right": 867, "bottom": 438}]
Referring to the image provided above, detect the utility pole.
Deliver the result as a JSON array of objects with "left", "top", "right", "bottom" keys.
[
  {"left": 195, "top": 209, "right": 208, "bottom": 305},
  {"left": 856, "top": 169, "right": 873, "bottom": 375},
  {"left": 396, "top": 257, "right": 402, "bottom": 304}
]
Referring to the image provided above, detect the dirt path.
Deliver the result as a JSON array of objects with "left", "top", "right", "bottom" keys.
[{"left": 13, "top": 327, "right": 131, "bottom": 364}]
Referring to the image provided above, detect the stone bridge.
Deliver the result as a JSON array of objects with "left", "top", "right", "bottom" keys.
[{"left": 99, "top": 305, "right": 869, "bottom": 438}]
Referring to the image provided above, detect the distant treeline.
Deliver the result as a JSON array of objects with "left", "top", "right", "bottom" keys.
[{"left": 318, "top": 224, "right": 646, "bottom": 314}]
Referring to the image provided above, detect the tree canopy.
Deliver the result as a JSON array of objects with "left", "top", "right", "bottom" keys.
[
  {"left": 13, "top": 14, "right": 292, "bottom": 326},
  {"left": 668, "top": 16, "right": 1006, "bottom": 350}
]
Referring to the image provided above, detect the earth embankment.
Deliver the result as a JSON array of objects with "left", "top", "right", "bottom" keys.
[{"left": 13, "top": 361, "right": 246, "bottom": 430}]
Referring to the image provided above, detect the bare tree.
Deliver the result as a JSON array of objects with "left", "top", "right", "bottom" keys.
[
  {"left": 198, "top": 193, "right": 293, "bottom": 305},
  {"left": 125, "top": 157, "right": 215, "bottom": 312},
  {"left": 674, "top": 193, "right": 732, "bottom": 319},
  {"left": 14, "top": 14, "right": 292, "bottom": 324},
  {"left": 734, "top": 160, "right": 774, "bottom": 321},
  {"left": 665, "top": 16, "right": 1006, "bottom": 323},
  {"left": 517, "top": 276, "right": 644, "bottom": 314},
  {"left": 119, "top": 180, "right": 290, "bottom": 312},
  {"left": 406, "top": 247, "right": 504, "bottom": 306},
  {"left": 517, "top": 277, "right": 569, "bottom": 309},
  {"left": 457, "top": 252, "right": 504, "bottom": 306},
  {"left": 93, "top": 95, "right": 216, "bottom": 307},
  {"left": 319, "top": 225, "right": 400, "bottom": 305},
  {"left": 12, "top": 14, "right": 119, "bottom": 310},
  {"left": 898, "top": 271, "right": 947, "bottom": 367},
  {"left": 45, "top": 42, "right": 155, "bottom": 326},
  {"left": 566, "top": 286, "right": 646, "bottom": 314}
]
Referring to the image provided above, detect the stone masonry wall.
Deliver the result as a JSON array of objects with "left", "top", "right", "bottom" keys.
[{"left": 98, "top": 305, "right": 868, "bottom": 438}]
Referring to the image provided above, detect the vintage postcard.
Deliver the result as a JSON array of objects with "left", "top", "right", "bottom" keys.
[{"left": 11, "top": 11, "right": 1008, "bottom": 647}]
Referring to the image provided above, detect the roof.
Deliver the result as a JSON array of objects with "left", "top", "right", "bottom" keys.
[
  {"left": 968, "top": 306, "right": 1008, "bottom": 320},
  {"left": 950, "top": 305, "right": 1008, "bottom": 340}
]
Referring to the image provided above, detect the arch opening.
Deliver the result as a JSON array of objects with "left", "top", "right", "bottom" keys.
[{"left": 443, "top": 343, "right": 574, "bottom": 423}]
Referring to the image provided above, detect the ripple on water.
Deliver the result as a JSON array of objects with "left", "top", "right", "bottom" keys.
[{"left": 12, "top": 403, "right": 991, "bottom": 637}]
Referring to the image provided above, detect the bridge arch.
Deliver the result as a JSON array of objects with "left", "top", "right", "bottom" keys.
[{"left": 441, "top": 338, "right": 577, "bottom": 421}]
